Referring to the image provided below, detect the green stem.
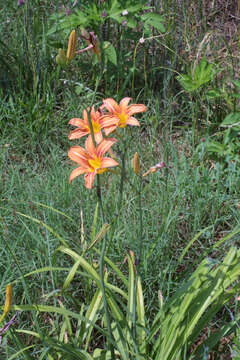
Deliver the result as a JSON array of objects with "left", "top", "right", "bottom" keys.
[
  {"left": 118, "top": 139, "right": 127, "bottom": 213},
  {"left": 131, "top": 42, "right": 140, "bottom": 98},
  {"left": 98, "top": 183, "right": 115, "bottom": 359},
  {"left": 86, "top": 111, "right": 115, "bottom": 358},
  {"left": 99, "top": 231, "right": 115, "bottom": 359},
  {"left": 138, "top": 178, "right": 143, "bottom": 267}
]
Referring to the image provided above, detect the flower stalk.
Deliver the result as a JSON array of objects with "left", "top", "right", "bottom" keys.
[{"left": 86, "top": 109, "right": 115, "bottom": 358}]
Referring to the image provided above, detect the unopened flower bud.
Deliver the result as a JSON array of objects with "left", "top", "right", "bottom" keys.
[
  {"left": 0, "top": 284, "right": 13, "bottom": 324},
  {"left": 132, "top": 152, "right": 141, "bottom": 175},
  {"left": 56, "top": 49, "right": 67, "bottom": 66},
  {"left": 67, "top": 30, "right": 77, "bottom": 62},
  {"left": 4, "top": 284, "right": 13, "bottom": 314}
]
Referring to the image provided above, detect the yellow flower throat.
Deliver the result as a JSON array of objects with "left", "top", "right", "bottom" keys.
[{"left": 118, "top": 112, "right": 128, "bottom": 127}]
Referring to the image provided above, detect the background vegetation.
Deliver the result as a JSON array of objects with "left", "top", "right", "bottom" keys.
[{"left": 0, "top": 0, "right": 240, "bottom": 358}]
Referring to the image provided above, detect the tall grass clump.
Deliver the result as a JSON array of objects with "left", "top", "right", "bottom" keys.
[
  {"left": 1, "top": 96, "right": 239, "bottom": 359},
  {"left": 1, "top": 1, "right": 240, "bottom": 359}
]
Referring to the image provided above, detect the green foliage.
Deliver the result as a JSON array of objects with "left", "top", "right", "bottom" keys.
[
  {"left": 1, "top": 1, "right": 240, "bottom": 358},
  {"left": 197, "top": 89, "right": 240, "bottom": 163},
  {"left": 102, "top": 41, "right": 117, "bottom": 66},
  {"left": 48, "top": 0, "right": 165, "bottom": 37},
  {"left": 9, "top": 236, "right": 240, "bottom": 359},
  {"left": 231, "top": 327, "right": 240, "bottom": 359},
  {"left": 176, "top": 58, "right": 215, "bottom": 92},
  {"left": 0, "top": 3, "right": 55, "bottom": 97},
  {"left": 141, "top": 12, "right": 165, "bottom": 35}
]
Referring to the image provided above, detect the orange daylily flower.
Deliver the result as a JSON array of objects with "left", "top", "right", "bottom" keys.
[
  {"left": 68, "top": 136, "right": 118, "bottom": 189},
  {"left": 100, "top": 97, "right": 147, "bottom": 135},
  {"left": 68, "top": 106, "right": 117, "bottom": 144}
]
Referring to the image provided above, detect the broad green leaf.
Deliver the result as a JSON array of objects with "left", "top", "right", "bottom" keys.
[
  {"left": 111, "top": 322, "right": 129, "bottom": 360},
  {"left": 204, "top": 141, "right": 226, "bottom": 154},
  {"left": 47, "top": 11, "right": 87, "bottom": 36},
  {"left": 206, "top": 89, "right": 222, "bottom": 99},
  {"left": 125, "top": 18, "right": 137, "bottom": 28},
  {"left": 177, "top": 59, "right": 215, "bottom": 92},
  {"left": 57, "top": 246, "right": 101, "bottom": 286},
  {"left": 93, "top": 348, "right": 120, "bottom": 359},
  {"left": 62, "top": 259, "right": 82, "bottom": 291},
  {"left": 141, "top": 13, "right": 165, "bottom": 33},
  {"left": 126, "top": 253, "right": 135, "bottom": 344},
  {"left": 152, "top": 247, "right": 240, "bottom": 359},
  {"left": 151, "top": 259, "right": 211, "bottom": 358},
  {"left": 137, "top": 276, "right": 146, "bottom": 355},
  {"left": 58, "top": 246, "right": 128, "bottom": 299},
  {"left": 175, "top": 248, "right": 237, "bottom": 351},
  {"left": 103, "top": 42, "right": 117, "bottom": 66},
  {"left": 15, "top": 330, "right": 40, "bottom": 338},
  {"left": 221, "top": 112, "right": 240, "bottom": 127},
  {"left": 233, "top": 79, "right": 240, "bottom": 88},
  {"left": 83, "top": 289, "right": 103, "bottom": 348},
  {"left": 11, "top": 304, "right": 109, "bottom": 340}
]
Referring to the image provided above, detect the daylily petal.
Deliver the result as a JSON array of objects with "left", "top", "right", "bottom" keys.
[
  {"left": 69, "top": 167, "right": 87, "bottom": 183},
  {"left": 100, "top": 115, "right": 119, "bottom": 127},
  {"left": 90, "top": 106, "right": 100, "bottom": 121},
  {"left": 126, "top": 117, "right": 140, "bottom": 126},
  {"left": 103, "top": 98, "right": 120, "bottom": 113},
  {"left": 94, "top": 131, "right": 103, "bottom": 143},
  {"left": 101, "top": 157, "right": 119, "bottom": 168},
  {"left": 127, "top": 104, "right": 147, "bottom": 116},
  {"left": 83, "top": 109, "right": 89, "bottom": 124},
  {"left": 120, "top": 97, "right": 131, "bottom": 109},
  {"left": 84, "top": 172, "right": 96, "bottom": 189},
  {"left": 68, "top": 128, "right": 88, "bottom": 140},
  {"left": 68, "top": 118, "right": 85, "bottom": 127},
  {"left": 97, "top": 138, "right": 117, "bottom": 158},
  {"left": 85, "top": 136, "right": 96, "bottom": 157},
  {"left": 68, "top": 146, "right": 89, "bottom": 166},
  {"left": 104, "top": 125, "right": 118, "bottom": 136}
]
